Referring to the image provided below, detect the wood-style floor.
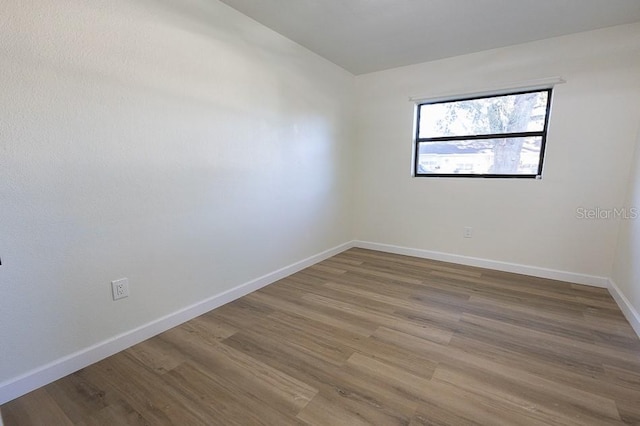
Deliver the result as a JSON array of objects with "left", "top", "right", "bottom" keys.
[{"left": 3, "top": 248, "right": 640, "bottom": 425}]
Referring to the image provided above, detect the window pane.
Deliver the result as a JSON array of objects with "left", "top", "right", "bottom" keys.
[
  {"left": 418, "top": 91, "right": 549, "bottom": 138},
  {"left": 416, "top": 137, "right": 542, "bottom": 175}
]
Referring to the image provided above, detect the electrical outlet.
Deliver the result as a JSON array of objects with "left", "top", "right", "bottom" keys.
[
  {"left": 463, "top": 227, "right": 473, "bottom": 238},
  {"left": 111, "top": 278, "right": 129, "bottom": 300}
]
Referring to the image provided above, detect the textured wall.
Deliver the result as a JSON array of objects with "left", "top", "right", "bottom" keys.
[
  {"left": 0, "top": 0, "right": 354, "bottom": 383},
  {"left": 613, "top": 127, "right": 640, "bottom": 327},
  {"left": 353, "top": 23, "right": 640, "bottom": 278}
]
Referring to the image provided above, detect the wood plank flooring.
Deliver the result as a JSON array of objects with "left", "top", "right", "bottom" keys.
[{"left": 3, "top": 248, "right": 640, "bottom": 425}]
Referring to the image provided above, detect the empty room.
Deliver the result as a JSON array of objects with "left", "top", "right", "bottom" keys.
[{"left": 2, "top": 0, "right": 640, "bottom": 424}]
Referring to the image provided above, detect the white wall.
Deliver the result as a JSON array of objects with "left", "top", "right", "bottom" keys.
[
  {"left": 0, "top": 0, "right": 354, "bottom": 388},
  {"left": 612, "top": 125, "right": 640, "bottom": 332},
  {"left": 354, "top": 23, "right": 640, "bottom": 279}
]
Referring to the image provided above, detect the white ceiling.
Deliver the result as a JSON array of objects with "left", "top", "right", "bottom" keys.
[{"left": 218, "top": 0, "right": 640, "bottom": 75}]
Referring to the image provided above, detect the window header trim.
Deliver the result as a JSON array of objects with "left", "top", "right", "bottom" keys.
[{"left": 408, "top": 76, "right": 565, "bottom": 105}]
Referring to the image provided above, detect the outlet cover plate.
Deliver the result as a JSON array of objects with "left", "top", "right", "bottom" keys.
[{"left": 111, "top": 278, "right": 129, "bottom": 300}]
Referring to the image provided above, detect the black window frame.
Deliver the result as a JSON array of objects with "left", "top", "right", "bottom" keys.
[{"left": 413, "top": 88, "right": 553, "bottom": 179}]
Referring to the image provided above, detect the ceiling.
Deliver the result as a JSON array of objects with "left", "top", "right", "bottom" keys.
[{"left": 218, "top": 0, "right": 640, "bottom": 75}]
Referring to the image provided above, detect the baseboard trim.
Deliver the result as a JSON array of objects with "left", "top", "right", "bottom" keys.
[
  {"left": 353, "top": 240, "right": 610, "bottom": 288},
  {"left": 0, "top": 241, "right": 354, "bottom": 405},
  {"left": 607, "top": 278, "right": 640, "bottom": 338}
]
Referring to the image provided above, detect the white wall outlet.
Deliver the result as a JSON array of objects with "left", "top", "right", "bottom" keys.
[
  {"left": 111, "top": 278, "right": 129, "bottom": 300},
  {"left": 463, "top": 227, "right": 473, "bottom": 238}
]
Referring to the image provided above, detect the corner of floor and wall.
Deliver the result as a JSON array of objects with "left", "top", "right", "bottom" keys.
[
  {"left": 0, "top": 0, "right": 358, "bottom": 405},
  {"left": 2, "top": 0, "right": 640, "bottom": 407},
  {"left": 350, "top": 21, "right": 640, "bottom": 337}
]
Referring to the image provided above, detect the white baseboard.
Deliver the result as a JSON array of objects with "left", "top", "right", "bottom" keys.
[
  {"left": 3, "top": 240, "right": 634, "bottom": 406},
  {"left": 0, "top": 241, "right": 354, "bottom": 405},
  {"left": 353, "top": 240, "right": 610, "bottom": 288},
  {"left": 608, "top": 279, "right": 640, "bottom": 338}
]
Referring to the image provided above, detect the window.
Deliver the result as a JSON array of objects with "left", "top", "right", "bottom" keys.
[{"left": 413, "top": 88, "right": 552, "bottom": 178}]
